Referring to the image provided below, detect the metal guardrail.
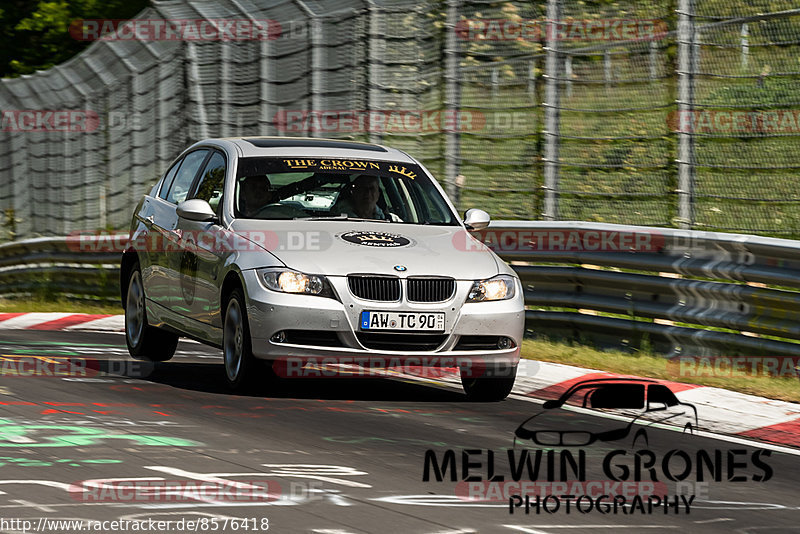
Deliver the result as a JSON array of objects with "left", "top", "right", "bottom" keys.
[
  {"left": 0, "top": 235, "right": 123, "bottom": 302},
  {"left": 480, "top": 222, "right": 800, "bottom": 357},
  {"left": 3, "top": 222, "right": 800, "bottom": 357}
]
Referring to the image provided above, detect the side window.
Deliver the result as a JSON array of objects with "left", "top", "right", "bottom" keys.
[
  {"left": 648, "top": 384, "right": 679, "bottom": 407},
  {"left": 158, "top": 160, "right": 183, "bottom": 200},
  {"left": 192, "top": 151, "right": 226, "bottom": 212},
  {"left": 165, "top": 150, "right": 209, "bottom": 204}
]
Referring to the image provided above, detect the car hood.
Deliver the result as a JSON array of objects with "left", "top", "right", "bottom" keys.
[{"left": 229, "top": 220, "right": 502, "bottom": 278}]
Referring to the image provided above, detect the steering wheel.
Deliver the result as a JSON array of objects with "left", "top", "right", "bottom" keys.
[{"left": 252, "top": 204, "right": 308, "bottom": 219}]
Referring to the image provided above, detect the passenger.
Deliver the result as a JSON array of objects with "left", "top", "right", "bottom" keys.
[{"left": 238, "top": 175, "right": 275, "bottom": 217}]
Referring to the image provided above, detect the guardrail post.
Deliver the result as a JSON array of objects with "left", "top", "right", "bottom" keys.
[
  {"left": 676, "top": 0, "right": 697, "bottom": 229},
  {"left": 543, "top": 0, "right": 562, "bottom": 220}
]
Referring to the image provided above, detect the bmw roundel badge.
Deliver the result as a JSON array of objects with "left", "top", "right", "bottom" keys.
[{"left": 394, "top": 265, "right": 407, "bottom": 272}]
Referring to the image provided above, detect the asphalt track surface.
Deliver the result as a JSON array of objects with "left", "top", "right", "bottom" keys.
[{"left": 0, "top": 329, "right": 797, "bottom": 534}]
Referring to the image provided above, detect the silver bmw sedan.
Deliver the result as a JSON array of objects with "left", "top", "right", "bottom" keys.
[{"left": 121, "top": 137, "right": 524, "bottom": 400}]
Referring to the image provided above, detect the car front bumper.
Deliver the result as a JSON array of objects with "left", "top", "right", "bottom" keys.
[{"left": 242, "top": 270, "right": 524, "bottom": 369}]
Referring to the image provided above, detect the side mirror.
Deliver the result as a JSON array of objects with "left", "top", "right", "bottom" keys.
[
  {"left": 463, "top": 208, "right": 490, "bottom": 231},
  {"left": 177, "top": 199, "right": 218, "bottom": 223}
]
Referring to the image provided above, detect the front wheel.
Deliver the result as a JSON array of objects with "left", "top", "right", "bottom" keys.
[
  {"left": 223, "top": 288, "right": 260, "bottom": 391},
  {"left": 461, "top": 365, "right": 517, "bottom": 401},
  {"left": 124, "top": 265, "right": 179, "bottom": 362}
]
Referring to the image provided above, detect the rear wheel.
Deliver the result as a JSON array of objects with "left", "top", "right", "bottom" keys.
[
  {"left": 124, "top": 264, "right": 179, "bottom": 362},
  {"left": 223, "top": 288, "right": 260, "bottom": 391},
  {"left": 461, "top": 365, "right": 517, "bottom": 401}
]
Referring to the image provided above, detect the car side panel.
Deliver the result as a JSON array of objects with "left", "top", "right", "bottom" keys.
[{"left": 146, "top": 196, "right": 180, "bottom": 310}]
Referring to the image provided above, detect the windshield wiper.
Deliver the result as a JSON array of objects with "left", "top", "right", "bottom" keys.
[
  {"left": 294, "top": 215, "right": 389, "bottom": 222},
  {"left": 293, "top": 214, "right": 348, "bottom": 221}
]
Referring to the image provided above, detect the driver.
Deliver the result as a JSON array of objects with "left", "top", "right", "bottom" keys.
[
  {"left": 332, "top": 174, "right": 386, "bottom": 220},
  {"left": 238, "top": 175, "right": 275, "bottom": 217}
]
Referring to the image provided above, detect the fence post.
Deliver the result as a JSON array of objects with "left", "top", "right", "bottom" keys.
[
  {"left": 543, "top": 0, "right": 561, "bottom": 220},
  {"left": 677, "top": 0, "right": 696, "bottom": 229},
  {"left": 310, "top": 17, "right": 324, "bottom": 138},
  {"left": 220, "top": 43, "right": 232, "bottom": 138},
  {"left": 740, "top": 23, "right": 749, "bottom": 69},
  {"left": 527, "top": 59, "right": 537, "bottom": 97},
  {"left": 444, "top": 0, "right": 461, "bottom": 200},
  {"left": 564, "top": 55, "right": 573, "bottom": 97},
  {"left": 367, "top": 3, "right": 384, "bottom": 145},
  {"left": 157, "top": 60, "right": 171, "bottom": 178},
  {"left": 185, "top": 42, "right": 210, "bottom": 140},
  {"left": 649, "top": 41, "right": 658, "bottom": 79},
  {"left": 259, "top": 35, "right": 277, "bottom": 135}
]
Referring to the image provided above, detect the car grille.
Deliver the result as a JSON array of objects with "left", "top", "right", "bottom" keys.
[
  {"left": 348, "top": 275, "right": 401, "bottom": 301},
  {"left": 454, "top": 335, "right": 503, "bottom": 350},
  {"left": 407, "top": 277, "right": 456, "bottom": 302},
  {"left": 356, "top": 333, "right": 448, "bottom": 351}
]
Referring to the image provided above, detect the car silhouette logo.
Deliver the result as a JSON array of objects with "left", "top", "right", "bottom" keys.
[{"left": 514, "top": 378, "right": 699, "bottom": 448}]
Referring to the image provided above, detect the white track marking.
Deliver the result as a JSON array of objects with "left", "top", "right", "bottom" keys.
[{"left": 0, "top": 313, "right": 72, "bottom": 329}]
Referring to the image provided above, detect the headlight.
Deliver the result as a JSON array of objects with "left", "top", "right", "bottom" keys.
[
  {"left": 467, "top": 275, "right": 516, "bottom": 302},
  {"left": 258, "top": 268, "right": 334, "bottom": 298}
]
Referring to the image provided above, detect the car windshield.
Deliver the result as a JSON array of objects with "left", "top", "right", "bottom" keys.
[{"left": 233, "top": 157, "right": 458, "bottom": 225}]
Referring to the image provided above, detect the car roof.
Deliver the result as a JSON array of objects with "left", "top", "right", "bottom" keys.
[
  {"left": 566, "top": 378, "right": 660, "bottom": 389},
  {"left": 557, "top": 378, "right": 660, "bottom": 398},
  {"left": 202, "top": 136, "right": 417, "bottom": 163}
]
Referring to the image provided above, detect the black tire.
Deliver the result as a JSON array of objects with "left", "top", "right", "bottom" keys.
[
  {"left": 124, "top": 262, "right": 179, "bottom": 362},
  {"left": 461, "top": 365, "right": 517, "bottom": 401},
  {"left": 222, "top": 288, "right": 261, "bottom": 391}
]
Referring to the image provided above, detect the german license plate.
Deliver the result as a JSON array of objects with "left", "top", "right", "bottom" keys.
[{"left": 360, "top": 311, "right": 445, "bottom": 332}]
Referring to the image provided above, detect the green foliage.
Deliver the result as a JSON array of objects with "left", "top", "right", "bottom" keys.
[
  {"left": 1, "top": 209, "right": 19, "bottom": 242},
  {"left": 0, "top": 0, "right": 149, "bottom": 78}
]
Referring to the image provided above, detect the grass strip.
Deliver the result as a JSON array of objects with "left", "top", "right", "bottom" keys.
[{"left": 522, "top": 338, "right": 800, "bottom": 404}]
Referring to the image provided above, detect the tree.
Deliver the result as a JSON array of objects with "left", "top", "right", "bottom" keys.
[{"left": 1, "top": 0, "right": 149, "bottom": 78}]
